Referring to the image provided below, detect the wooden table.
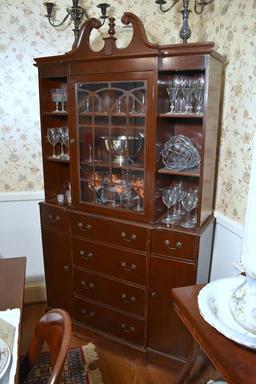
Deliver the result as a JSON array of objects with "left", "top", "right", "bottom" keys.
[
  {"left": 0, "top": 257, "right": 26, "bottom": 383},
  {"left": 172, "top": 284, "right": 256, "bottom": 384}
]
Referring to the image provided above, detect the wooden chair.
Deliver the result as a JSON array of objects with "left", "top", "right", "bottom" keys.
[{"left": 19, "top": 308, "right": 72, "bottom": 384}]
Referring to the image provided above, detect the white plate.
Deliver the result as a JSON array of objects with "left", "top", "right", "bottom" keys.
[
  {"left": 198, "top": 276, "right": 256, "bottom": 349},
  {"left": 0, "top": 338, "right": 11, "bottom": 379}
]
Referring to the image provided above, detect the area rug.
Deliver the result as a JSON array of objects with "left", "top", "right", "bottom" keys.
[{"left": 23, "top": 343, "right": 104, "bottom": 384}]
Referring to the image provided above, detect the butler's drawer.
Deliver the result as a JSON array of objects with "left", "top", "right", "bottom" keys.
[
  {"left": 73, "top": 269, "right": 145, "bottom": 317},
  {"left": 72, "top": 238, "right": 146, "bottom": 285},
  {"left": 70, "top": 212, "right": 147, "bottom": 251},
  {"left": 40, "top": 203, "right": 70, "bottom": 232},
  {"left": 73, "top": 297, "right": 145, "bottom": 345},
  {"left": 151, "top": 230, "right": 198, "bottom": 261}
]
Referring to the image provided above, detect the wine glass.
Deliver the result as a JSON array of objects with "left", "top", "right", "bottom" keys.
[
  {"left": 130, "top": 95, "right": 137, "bottom": 114},
  {"left": 60, "top": 89, "right": 67, "bottom": 112},
  {"left": 166, "top": 86, "right": 178, "bottom": 113},
  {"left": 51, "top": 88, "right": 62, "bottom": 112},
  {"left": 180, "top": 191, "right": 197, "bottom": 228},
  {"left": 176, "top": 181, "right": 186, "bottom": 216},
  {"left": 191, "top": 187, "right": 199, "bottom": 224},
  {"left": 58, "top": 127, "right": 69, "bottom": 159},
  {"left": 47, "top": 128, "right": 60, "bottom": 158},
  {"left": 161, "top": 187, "right": 178, "bottom": 224}
]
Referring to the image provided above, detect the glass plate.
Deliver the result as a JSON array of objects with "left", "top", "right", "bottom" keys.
[{"left": 0, "top": 339, "right": 11, "bottom": 379}]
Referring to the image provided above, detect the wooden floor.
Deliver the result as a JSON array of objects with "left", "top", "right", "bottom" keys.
[{"left": 21, "top": 303, "right": 219, "bottom": 384}]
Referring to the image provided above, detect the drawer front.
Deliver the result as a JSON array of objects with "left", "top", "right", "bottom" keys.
[
  {"left": 151, "top": 230, "right": 198, "bottom": 261},
  {"left": 70, "top": 212, "right": 147, "bottom": 251},
  {"left": 72, "top": 238, "right": 146, "bottom": 285},
  {"left": 40, "top": 204, "right": 70, "bottom": 232},
  {"left": 73, "top": 269, "right": 145, "bottom": 317},
  {"left": 73, "top": 297, "right": 145, "bottom": 345}
]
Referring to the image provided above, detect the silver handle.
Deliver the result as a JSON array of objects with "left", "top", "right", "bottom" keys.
[
  {"left": 70, "top": 138, "right": 75, "bottom": 144},
  {"left": 163, "top": 240, "right": 182, "bottom": 250},
  {"left": 78, "top": 222, "right": 92, "bottom": 232},
  {"left": 121, "top": 293, "right": 136, "bottom": 304},
  {"left": 81, "top": 281, "right": 95, "bottom": 290},
  {"left": 63, "top": 265, "right": 70, "bottom": 271},
  {"left": 120, "top": 262, "right": 136, "bottom": 272},
  {"left": 79, "top": 250, "right": 93, "bottom": 260},
  {"left": 121, "top": 232, "right": 136, "bottom": 242},
  {"left": 81, "top": 309, "right": 95, "bottom": 318},
  {"left": 121, "top": 323, "right": 135, "bottom": 333},
  {"left": 48, "top": 214, "right": 60, "bottom": 223}
]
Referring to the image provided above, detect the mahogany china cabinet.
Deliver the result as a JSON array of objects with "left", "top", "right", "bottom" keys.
[{"left": 35, "top": 13, "right": 224, "bottom": 367}]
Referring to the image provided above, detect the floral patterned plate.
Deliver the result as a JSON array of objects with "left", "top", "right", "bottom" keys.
[
  {"left": 0, "top": 338, "right": 11, "bottom": 379},
  {"left": 198, "top": 276, "right": 256, "bottom": 349}
]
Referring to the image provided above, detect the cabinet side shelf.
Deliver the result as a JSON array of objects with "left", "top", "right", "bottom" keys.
[{"left": 158, "top": 166, "right": 200, "bottom": 177}]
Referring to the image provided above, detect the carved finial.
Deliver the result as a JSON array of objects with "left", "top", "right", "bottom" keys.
[{"left": 108, "top": 17, "right": 116, "bottom": 37}]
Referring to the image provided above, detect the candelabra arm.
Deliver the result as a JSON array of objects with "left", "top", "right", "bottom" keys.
[
  {"left": 194, "top": 0, "right": 214, "bottom": 14},
  {"left": 46, "top": 12, "right": 70, "bottom": 28},
  {"left": 156, "top": 0, "right": 180, "bottom": 13}
]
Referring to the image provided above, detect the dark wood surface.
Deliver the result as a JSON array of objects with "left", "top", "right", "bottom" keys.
[
  {"left": 172, "top": 284, "right": 256, "bottom": 384},
  {"left": 0, "top": 257, "right": 26, "bottom": 310}
]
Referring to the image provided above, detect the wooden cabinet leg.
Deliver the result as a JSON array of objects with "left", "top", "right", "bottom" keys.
[{"left": 173, "top": 341, "right": 200, "bottom": 384}]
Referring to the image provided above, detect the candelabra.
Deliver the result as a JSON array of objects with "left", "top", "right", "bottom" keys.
[
  {"left": 43, "top": 1, "right": 110, "bottom": 45},
  {"left": 155, "top": 0, "right": 214, "bottom": 43}
]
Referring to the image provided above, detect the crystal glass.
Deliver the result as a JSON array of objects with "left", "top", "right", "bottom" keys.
[
  {"left": 130, "top": 95, "right": 137, "bottom": 114},
  {"left": 194, "top": 87, "right": 204, "bottom": 114},
  {"left": 161, "top": 187, "right": 178, "bottom": 224},
  {"left": 183, "top": 87, "right": 194, "bottom": 113},
  {"left": 60, "top": 89, "right": 67, "bottom": 112},
  {"left": 58, "top": 127, "right": 69, "bottom": 159},
  {"left": 51, "top": 88, "right": 62, "bottom": 112},
  {"left": 180, "top": 191, "right": 197, "bottom": 228},
  {"left": 166, "top": 86, "right": 179, "bottom": 112},
  {"left": 47, "top": 128, "right": 60, "bottom": 158},
  {"left": 176, "top": 181, "right": 186, "bottom": 216}
]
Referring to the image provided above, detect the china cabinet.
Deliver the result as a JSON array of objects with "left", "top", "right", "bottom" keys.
[{"left": 35, "top": 13, "right": 224, "bottom": 367}]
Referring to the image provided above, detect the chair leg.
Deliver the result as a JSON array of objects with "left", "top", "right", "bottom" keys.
[{"left": 173, "top": 341, "right": 200, "bottom": 384}]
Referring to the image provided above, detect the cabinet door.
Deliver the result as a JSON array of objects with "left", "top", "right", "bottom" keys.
[
  {"left": 148, "top": 256, "right": 196, "bottom": 359},
  {"left": 41, "top": 228, "right": 72, "bottom": 312}
]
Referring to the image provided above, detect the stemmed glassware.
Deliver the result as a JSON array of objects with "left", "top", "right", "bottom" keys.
[
  {"left": 51, "top": 88, "right": 67, "bottom": 113},
  {"left": 180, "top": 191, "right": 198, "bottom": 228},
  {"left": 47, "top": 128, "right": 60, "bottom": 159},
  {"left": 161, "top": 187, "right": 178, "bottom": 224},
  {"left": 60, "top": 89, "right": 67, "bottom": 112},
  {"left": 166, "top": 86, "right": 179, "bottom": 112},
  {"left": 58, "top": 127, "right": 69, "bottom": 159}
]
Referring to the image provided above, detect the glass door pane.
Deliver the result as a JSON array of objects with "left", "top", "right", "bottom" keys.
[{"left": 76, "top": 80, "right": 146, "bottom": 213}]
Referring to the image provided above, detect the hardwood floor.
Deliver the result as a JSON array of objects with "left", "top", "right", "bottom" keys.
[{"left": 21, "top": 303, "right": 219, "bottom": 384}]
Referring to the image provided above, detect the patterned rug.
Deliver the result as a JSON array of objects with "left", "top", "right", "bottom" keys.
[{"left": 23, "top": 343, "right": 104, "bottom": 384}]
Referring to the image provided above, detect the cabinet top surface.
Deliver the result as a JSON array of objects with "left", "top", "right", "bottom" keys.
[{"left": 34, "top": 13, "right": 224, "bottom": 66}]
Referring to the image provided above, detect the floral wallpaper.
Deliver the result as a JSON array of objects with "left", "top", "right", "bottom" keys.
[{"left": 0, "top": 0, "right": 255, "bottom": 225}]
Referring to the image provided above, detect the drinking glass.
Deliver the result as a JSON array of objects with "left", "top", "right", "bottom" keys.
[
  {"left": 47, "top": 128, "right": 60, "bottom": 158},
  {"left": 130, "top": 95, "right": 137, "bottom": 114},
  {"left": 58, "top": 127, "right": 69, "bottom": 159},
  {"left": 166, "top": 86, "right": 178, "bottom": 112},
  {"left": 161, "top": 187, "right": 178, "bottom": 224},
  {"left": 194, "top": 87, "right": 204, "bottom": 114},
  {"left": 51, "top": 88, "right": 62, "bottom": 112},
  {"left": 183, "top": 87, "right": 194, "bottom": 113},
  {"left": 60, "top": 89, "right": 67, "bottom": 112},
  {"left": 180, "top": 191, "right": 197, "bottom": 228},
  {"left": 176, "top": 181, "right": 186, "bottom": 216}
]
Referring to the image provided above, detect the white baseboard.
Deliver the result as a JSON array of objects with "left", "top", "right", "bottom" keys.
[
  {"left": 0, "top": 191, "right": 44, "bottom": 202},
  {"left": 24, "top": 282, "right": 47, "bottom": 304}
]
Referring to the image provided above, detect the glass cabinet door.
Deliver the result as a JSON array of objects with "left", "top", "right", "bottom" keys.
[{"left": 75, "top": 80, "right": 146, "bottom": 214}]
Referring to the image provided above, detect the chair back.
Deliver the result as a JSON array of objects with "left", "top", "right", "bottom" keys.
[{"left": 19, "top": 308, "right": 72, "bottom": 384}]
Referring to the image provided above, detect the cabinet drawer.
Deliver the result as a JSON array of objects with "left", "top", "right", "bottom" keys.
[
  {"left": 151, "top": 230, "right": 198, "bottom": 261},
  {"left": 73, "top": 269, "right": 145, "bottom": 317},
  {"left": 40, "top": 204, "right": 70, "bottom": 232},
  {"left": 73, "top": 297, "right": 145, "bottom": 345},
  {"left": 72, "top": 238, "right": 146, "bottom": 285},
  {"left": 70, "top": 212, "right": 147, "bottom": 251}
]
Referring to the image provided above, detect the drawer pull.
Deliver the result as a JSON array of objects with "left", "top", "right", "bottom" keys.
[
  {"left": 120, "top": 262, "right": 136, "bottom": 272},
  {"left": 48, "top": 214, "right": 60, "bottom": 223},
  {"left": 121, "top": 293, "right": 136, "bottom": 304},
  {"left": 81, "top": 309, "right": 95, "bottom": 318},
  {"left": 121, "top": 323, "right": 135, "bottom": 333},
  {"left": 163, "top": 240, "right": 182, "bottom": 250},
  {"left": 120, "top": 232, "right": 136, "bottom": 242},
  {"left": 151, "top": 291, "right": 157, "bottom": 298},
  {"left": 78, "top": 222, "right": 92, "bottom": 232},
  {"left": 81, "top": 281, "right": 95, "bottom": 290},
  {"left": 80, "top": 250, "right": 93, "bottom": 260},
  {"left": 63, "top": 265, "right": 70, "bottom": 271}
]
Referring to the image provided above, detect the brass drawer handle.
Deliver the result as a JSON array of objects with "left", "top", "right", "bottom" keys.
[
  {"left": 79, "top": 250, "right": 93, "bottom": 260},
  {"left": 63, "top": 265, "right": 70, "bottom": 271},
  {"left": 163, "top": 240, "right": 182, "bottom": 250},
  {"left": 120, "top": 232, "right": 136, "bottom": 242},
  {"left": 121, "top": 323, "right": 135, "bottom": 333},
  {"left": 81, "top": 281, "right": 95, "bottom": 290},
  {"left": 81, "top": 309, "right": 95, "bottom": 318},
  {"left": 78, "top": 222, "right": 92, "bottom": 232},
  {"left": 121, "top": 293, "right": 136, "bottom": 304},
  {"left": 48, "top": 214, "right": 60, "bottom": 223},
  {"left": 151, "top": 291, "right": 157, "bottom": 298},
  {"left": 120, "top": 262, "right": 136, "bottom": 272}
]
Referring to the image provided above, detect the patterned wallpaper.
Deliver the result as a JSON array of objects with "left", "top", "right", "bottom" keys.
[{"left": 0, "top": 0, "right": 255, "bottom": 224}]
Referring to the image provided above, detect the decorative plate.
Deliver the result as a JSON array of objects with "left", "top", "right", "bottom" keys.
[
  {"left": 0, "top": 338, "right": 11, "bottom": 379},
  {"left": 198, "top": 276, "right": 256, "bottom": 349}
]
